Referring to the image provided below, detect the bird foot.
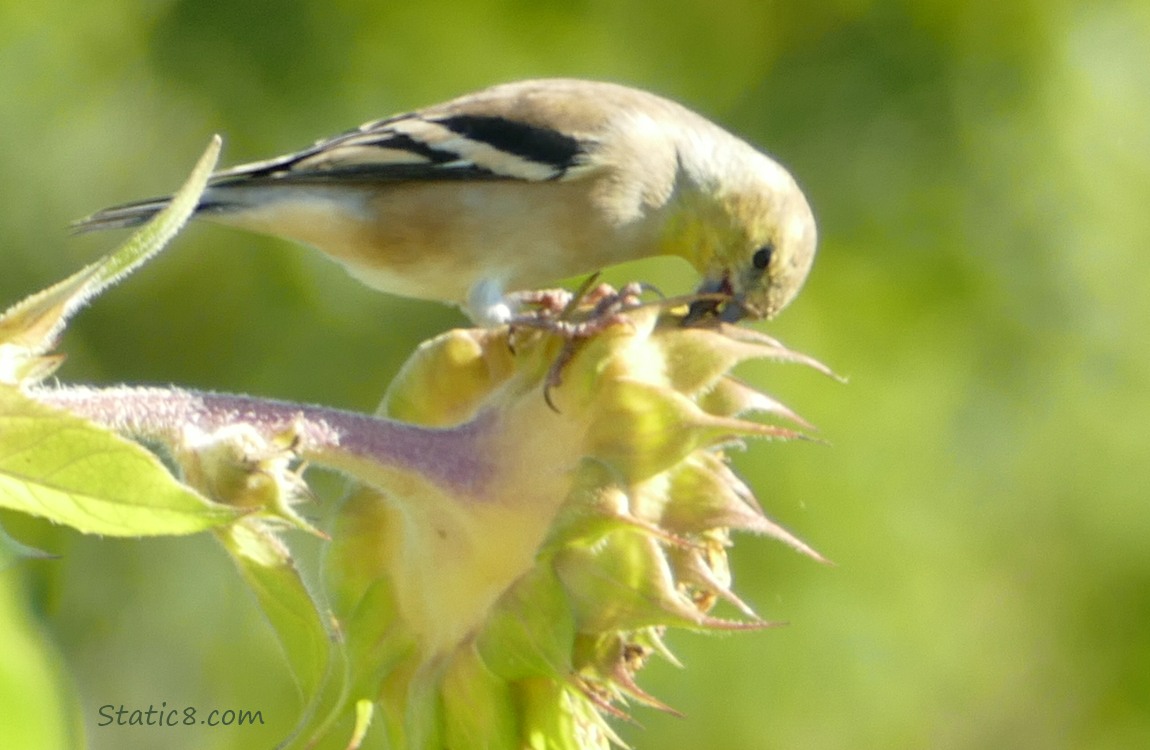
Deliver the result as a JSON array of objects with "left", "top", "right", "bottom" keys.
[{"left": 505, "top": 275, "right": 657, "bottom": 411}]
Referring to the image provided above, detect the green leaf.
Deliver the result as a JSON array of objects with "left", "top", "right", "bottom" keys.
[
  {"left": 217, "top": 521, "right": 332, "bottom": 707},
  {"left": 0, "top": 385, "right": 240, "bottom": 536},
  {"left": 440, "top": 644, "right": 519, "bottom": 750},
  {"left": 0, "top": 135, "right": 221, "bottom": 360},
  {"left": 476, "top": 565, "right": 575, "bottom": 682}
]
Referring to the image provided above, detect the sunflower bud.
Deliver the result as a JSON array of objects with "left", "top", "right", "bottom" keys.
[{"left": 322, "top": 305, "right": 827, "bottom": 749}]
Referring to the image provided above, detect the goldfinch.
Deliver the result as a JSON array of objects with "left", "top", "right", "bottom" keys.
[{"left": 76, "top": 78, "right": 817, "bottom": 324}]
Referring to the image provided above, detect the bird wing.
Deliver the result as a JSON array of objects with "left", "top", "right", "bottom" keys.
[
  {"left": 75, "top": 80, "right": 627, "bottom": 232},
  {"left": 211, "top": 100, "right": 604, "bottom": 188}
]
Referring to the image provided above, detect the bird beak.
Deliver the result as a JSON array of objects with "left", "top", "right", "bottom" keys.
[
  {"left": 683, "top": 296, "right": 721, "bottom": 324},
  {"left": 683, "top": 275, "right": 729, "bottom": 325},
  {"left": 684, "top": 274, "right": 759, "bottom": 324},
  {"left": 718, "top": 296, "right": 751, "bottom": 323}
]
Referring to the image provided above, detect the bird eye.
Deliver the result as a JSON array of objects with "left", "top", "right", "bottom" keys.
[{"left": 752, "top": 243, "right": 774, "bottom": 270}]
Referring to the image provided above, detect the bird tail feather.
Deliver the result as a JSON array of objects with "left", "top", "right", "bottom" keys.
[{"left": 71, "top": 197, "right": 173, "bottom": 233}]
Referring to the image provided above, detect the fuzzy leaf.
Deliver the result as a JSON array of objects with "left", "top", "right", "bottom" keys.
[
  {"left": 0, "top": 136, "right": 221, "bottom": 361},
  {"left": 218, "top": 522, "right": 332, "bottom": 711},
  {"left": 0, "top": 386, "right": 239, "bottom": 536}
]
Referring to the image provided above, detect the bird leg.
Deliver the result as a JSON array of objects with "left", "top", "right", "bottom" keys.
[{"left": 504, "top": 275, "right": 663, "bottom": 411}]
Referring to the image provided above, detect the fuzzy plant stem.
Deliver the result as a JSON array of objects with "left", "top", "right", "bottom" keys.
[{"left": 34, "top": 385, "right": 495, "bottom": 496}]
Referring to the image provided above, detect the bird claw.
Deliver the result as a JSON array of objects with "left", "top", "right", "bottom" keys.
[
  {"left": 506, "top": 277, "right": 740, "bottom": 410},
  {"left": 504, "top": 275, "right": 655, "bottom": 411}
]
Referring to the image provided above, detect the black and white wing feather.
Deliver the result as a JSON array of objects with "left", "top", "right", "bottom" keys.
[
  {"left": 74, "top": 94, "right": 602, "bottom": 232},
  {"left": 231, "top": 110, "right": 597, "bottom": 183}
]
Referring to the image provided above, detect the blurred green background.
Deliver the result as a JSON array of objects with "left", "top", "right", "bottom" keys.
[{"left": 2, "top": 0, "right": 1148, "bottom": 748}]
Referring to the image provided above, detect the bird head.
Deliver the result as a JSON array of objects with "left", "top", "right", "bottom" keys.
[{"left": 685, "top": 168, "right": 818, "bottom": 324}]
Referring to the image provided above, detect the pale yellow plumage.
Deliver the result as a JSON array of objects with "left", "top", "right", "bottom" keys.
[{"left": 76, "top": 79, "right": 817, "bottom": 324}]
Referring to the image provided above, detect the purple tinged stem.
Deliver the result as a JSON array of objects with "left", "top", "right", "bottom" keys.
[{"left": 35, "top": 386, "right": 495, "bottom": 497}]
